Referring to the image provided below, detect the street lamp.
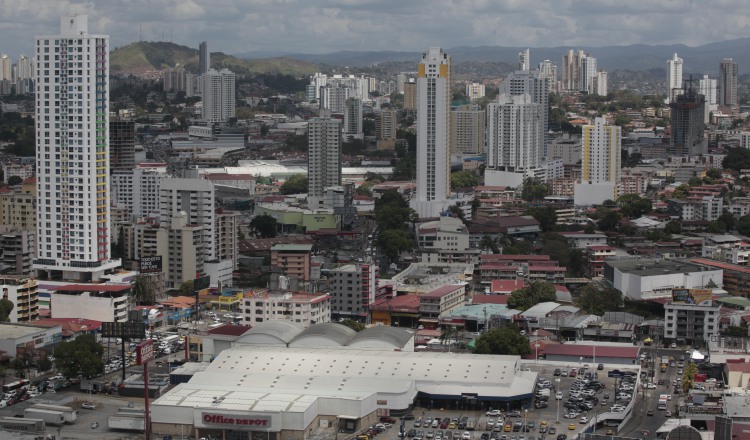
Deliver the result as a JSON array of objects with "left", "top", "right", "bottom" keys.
[{"left": 555, "top": 378, "right": 561, "bottom": 423}]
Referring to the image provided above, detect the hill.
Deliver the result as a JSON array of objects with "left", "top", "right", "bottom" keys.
[{"left": 110, "top": 42, "right": 318, "bottom": 76}]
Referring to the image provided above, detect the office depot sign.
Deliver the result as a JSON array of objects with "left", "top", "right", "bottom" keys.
[{"left": 199, "top": 413, "right": 273, "bottom": 430}]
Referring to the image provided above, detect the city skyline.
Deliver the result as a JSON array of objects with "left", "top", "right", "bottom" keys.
[{"left": 2, "top": 1, "right": 750, "bottom": 58}]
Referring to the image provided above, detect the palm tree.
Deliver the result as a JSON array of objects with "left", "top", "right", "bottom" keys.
[{"left": 439, "top": 326, "right": 461, "bottom": 352}]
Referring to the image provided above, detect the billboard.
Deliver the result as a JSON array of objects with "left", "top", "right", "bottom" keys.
[
  {"left": 139, "top": 256, "right": 163, "bottom": 273},
  {"left": 136, "top": 340, "right": 155, "bottom": 365},
  {"left": 671, "top": 288, "right": 712, "bottom": 305}
]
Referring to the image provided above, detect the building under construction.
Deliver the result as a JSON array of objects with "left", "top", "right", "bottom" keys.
[{"left": 670, "top": 77, "right": 706, "bottom": 156}]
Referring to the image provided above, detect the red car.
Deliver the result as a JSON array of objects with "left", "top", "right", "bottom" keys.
[{"left": 380, "top": 417, "right": 397, "bottom": 424}]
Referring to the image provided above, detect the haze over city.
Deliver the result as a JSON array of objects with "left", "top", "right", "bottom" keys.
[{"left": 2, "top": 0, "right": 750, "bottom": 57}]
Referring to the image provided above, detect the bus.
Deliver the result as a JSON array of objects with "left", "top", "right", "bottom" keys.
[{"left": 2, "top": 379, "right": 30, "bottom": 395}]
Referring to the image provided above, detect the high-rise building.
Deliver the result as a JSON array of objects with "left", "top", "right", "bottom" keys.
[
  {"left": 109, "top": 118, "right": 135, "bottom": 172},
  {"left": 465, "top": 82, "right": 485, "bottom": 101},
  {"left": 199, "top": 41, "right": 209, "bottom": 75},
  {"left": 403, "top": 79, "right": 417, "bottom": 111},
  {"left": 538, "top": 60, "right": 558, "bottom": 94},
  {"left": 215, "top": 209, "right": 239, "bottom": 271},
  {"left": 451, "top": 104, "right": 486, "bottom": 155},
  {"left": 518, "top": 48, "right": 530, "bottom": 71},
  {"left": 574, "top": 117, "right": 621, "bottom": 205},
  {"left": 307, "top": 111, "right": 342, "bottom": 208},
  {"left": 667, "top": 53, "right": 684, "bottom": 103},
  {"left": 501, "top": 69, "right": 550, "bottom": 157},
  {"left": 376, "top": 108, "right": 398, "bottom": 150},
  {"left": 699, "top": 74, "right": 718, "bottom": 124},
  {"left": 594, "top": 70, "right": 608, "bottom": 96},
  {"left": 670, "top": 80, "right": 706, "bottom": 156},
  {"left": 201, "top": 68, "right": 235, "bottom": 124},
  {"left": 0, "top": 276, "right": 39, "bottom": 322},
  {"left": 159, "top": 178, "right": 216, "bottom": 261},
  {"left": 329, "top": 263, "right": 377, "bottom": 320},
  {"left": 562, "top": 49, "right": 586, "bottom": 91},
  {"left": 579, "top": 55, "right": 597, "bottom": 93},
  {"left": 412, "top": 47, "right": 452, "bottom": 218},
  {"left": 319, "top": 84, "right": 352, "bottom": 113},
  {"left": 33, "top": 15, "right": 121, "bottom": 281},
  {"left": 343, "top": 97, "right": 363, "bottom": 141},
  {"left": 718, "top": 58, "right": 739, "bottom": 109},
  {"left": 0, "top": 54, "right": 11, "bottom": 81},
  {"left": 485, "top": 93, "right": 544, "bottom": 187},
  {"left": 15, "top": 55, "right": 32, "bottom": 81}
]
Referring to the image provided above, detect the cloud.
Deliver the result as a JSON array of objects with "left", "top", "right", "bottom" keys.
[{"left": 1, "top": 0, "right": 749, "bottom": 58}]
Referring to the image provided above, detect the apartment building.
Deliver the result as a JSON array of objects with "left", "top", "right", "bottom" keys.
[
  {"left": 418, "top": 284, "right": 467, "bottom": 326},
  {"left": 241, "top": 291, "right": 331, "bottom": 328},
  {"left": 271, "top": 244, "right": 313, "bottom": 282},
  {"left": 0, "top": 276, "right": 39, "bottom": 323},
  {"left": 328, "top": 263, "right": 377, "bottom": 320}
]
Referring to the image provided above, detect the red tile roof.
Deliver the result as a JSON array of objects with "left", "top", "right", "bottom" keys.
[
  {"left": 691, "top": 258, "right": 750, "bottom": 274},
  {"left": 370, "top": 294, "right": 421, "bottom": 313},
  {"left": 33, "top": 318, "right": 102, "bottom": 333},
  {"left": 422, "top": 284, "right": 465, "bottom": 299},
  {"left": 543, "top": 343, "right": 640, "bottom": 359},
  {"left": 490, "top": 279, "right": 525, "bottom": 293}
]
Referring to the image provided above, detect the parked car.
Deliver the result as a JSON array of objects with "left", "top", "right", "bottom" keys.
[{"left": 81, "top": 402, "right": 96, "bottom": 410}]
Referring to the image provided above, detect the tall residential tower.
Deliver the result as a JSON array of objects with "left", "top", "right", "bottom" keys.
[
  {"left": 574, "top": 117, "right": 621, "bottom": 206},
  {"left": 33, "top": 15, "right": 121, "bottom": 281},
  {"left": 718, "top": 58, "right": 739, "bottom": 109},
  {"left": 667, "top": 53, "right": 683, "bottom": 103}
]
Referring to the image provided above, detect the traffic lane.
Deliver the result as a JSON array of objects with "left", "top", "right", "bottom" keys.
[{"left": 619, "top": 366, "right": 677, "bottom": 437}]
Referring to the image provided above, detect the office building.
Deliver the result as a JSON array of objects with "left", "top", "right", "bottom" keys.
[
  {"left": 202, "top": 68, "right": 235, "bottom": 124},
  {"left": 538, "top": 60, "right": 557, "bottom": 94},
  {"left": 376, "top": 108, "right": 398, "bottom": 150},
  {"left": 159, "top": 178, "right": 216, "bottom": 261},
  {"left": 485, "top": 93, "right": 544, "bottom": 187},
  {"left": 579, "top": 54, "right": 597, "bottom": 93},
  {"left": 109, "top": 118, "right": 135, "bottom": 172},
  {"left": 411, "top": 47, "right": 452, "bottom": 219},
  {"left": 451, "top": 104, "right": 485, "bottom": 155},
  {"left": 307, "top": 112, "right": 342, "bottom": 208},
  {"left": 670, "top": 81, "right": 706, "bottom": 156},
  {"left": 343, "top": 97, "right": 363, "bottom": 141},
  {"left": 562, "top": 49, "right": 586, "bottom": 91},
  {"left": 0, "top": 276, "right": 39, "bottom": 323},
  {"left": 718, "top": 58, "right": 739, "bottom": 109},
  {"left": 403, "top": 79, "right": 417, "bottom": 111},
  {"left": 33, "top": 15, "right": 121, "bottom": 282},
  {"left": 667, "top": 53, "right": 683, "bottom": 103},
  {"left": 199, "top": 41, "right": 210, "bottom": 74},
  {"left": 574, "top": 117, "right": 621, "bottom": 206},
  {"left": 699, "top": 74, "right": 718, "bottom": 124}
]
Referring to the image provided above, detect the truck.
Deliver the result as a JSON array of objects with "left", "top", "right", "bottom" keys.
[
  {"left": 108, "top": 414, "right": 145, "bottom": 432},
  {"left": 29, "top": 403, "right": 77, "bottom": 423},
  {"left": 24, "top": 408, "right": 66, "bottom": 426},
  {"left": 657, "top": 398, "right": 668, "bottom": 411},
  {"left": 660, "top": 357, "right": 669, "bottom": 372}
]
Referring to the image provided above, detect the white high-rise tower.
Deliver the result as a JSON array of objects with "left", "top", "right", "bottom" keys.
[
  {"left": 33, "top": 15, "right": 121, "bottom": 281},
  {"left": 518, "top": 49, "right": 530, "bottom": 71},
  {"left": 412, "top": 47, "right": 452, "bottom": 218},
  {"left": 574, "top": 117, "right": 621, "bottom": 206},
  {"left": 667, "top": 53, "right": 683, "bottom": 103}
]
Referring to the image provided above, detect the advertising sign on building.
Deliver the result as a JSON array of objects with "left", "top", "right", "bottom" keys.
[
  {"left": 139, "top": 256, "right": 163, "bottom": 273},
  {"left": 196, "top": 411, "right": 277, "bottom": 431},
  {"left": 136, "top": 339, "right": 155, "bottom": 365}
]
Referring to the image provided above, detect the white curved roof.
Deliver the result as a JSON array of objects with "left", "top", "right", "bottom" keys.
[
  {"left": 234, "top": 320, "right": 304, "bottom": 345},
  {"left": 288, "top": 322, "right": 358, "bottom": 347},
  {"left": 348, "top": 326, "right": 413, "bottom": 349}
]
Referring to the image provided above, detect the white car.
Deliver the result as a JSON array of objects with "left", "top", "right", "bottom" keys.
[
  {"left": 610, "top": 406, "right": 625, "bottom": 412},
  {"left": 486, "top": 410, "right": 501, "bottom": 417},
  {"left": 580, "top": 417, "right": 588, "bottom": 424},
  {"left": 81, "top": 402, "right": 96, "bottom": 410},
  {"left": 556, "top": 392, "right": 563, "bottom": 400},
  {"left": 487, "top": 419, "right": 495, "bottom": 428},
  {"left": 462, "top": 432, "right": 471, "bottom": 440}
]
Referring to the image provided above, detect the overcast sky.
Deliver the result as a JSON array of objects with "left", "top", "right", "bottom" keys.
[{"left": 2, "top": 0, "right": 750, "bottom": 58}]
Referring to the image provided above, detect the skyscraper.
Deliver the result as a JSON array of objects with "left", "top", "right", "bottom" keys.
[
  {"left": 159, "top": 178, "right": 216, "bottom": 261},
  {"left": 670, "top": 80, "right": 706, "bottom": 156},
  {"left": 718, "top": 58, "right": 738, "bottom": 109},
  {"left": 451, "top": 104, "right": 486, "bottom": 155},
  {"left": 202, "top": 68, "right": 235, "bottom": 124},
  {"left": 0, "top": 54, "right": 10, "bottom": 80},
  {"left": 518, "top": 48, "right": 530, "bottom": 71},
  {"left": 412, "top": 47, "right": 451, "bottom": 218},
  {"left": 343, "top": 97, "right": 363, "bottom": 141},
  {"left": 667, "top": 53, "right": 683, "bottom": 103},
  {"left": 538, "top": 60, "right": 558, "bottom": 94},
  {"left": 376, "top": 108, "right": 398, "bottom": 150},
  {"left": 199, "top": 41, "right": 210, "bottom": 75},
  {"left": 562, "top": 49, "right": 586, "bottom": 91},
  {"left": 501, "top": 69, "right": 550, "bottom": 157},
  {"left": 33, "top": 15, "right": 121, "bottom": 281},
  {"left": 307, "top": 111, "right": 342, "bottom": 208},
  {"left": 574, "top": 117, "right": 621, "bottom": 205},
  {"left": 594, "top": 70, "right": 608, "bottom": 96},
  {"left": 109, "top": 118, "right": 136, "bottom": 172},
  {"left": 579, "top": 54, "right": 597, "bottom": 93},
  {"left": 486, "top": 93, "right": 543, "bottom": 186},
  {"left": 699, "top": 74, "right": 718, "bottom": 124}
]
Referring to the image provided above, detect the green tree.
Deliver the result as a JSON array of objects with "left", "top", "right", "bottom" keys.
[
  {"left": 507, "top": 281, "right": 557, "bottom": 311},
  {"left": 53, "top": 334, "right": 104, "bottom": 380},
  {"left": 0, "top": 298, "right": 14, "bottom": 322},
  {"left": 576, "top": 285, "right": 624, "bottom": 315},
  {"left": 132, "top": 275, "right": 157, "bottom": 306},
  {"left": 480, "top": 235, "right": 500, "bottom": 253},
  {"left": 340, "top": 319, "right": 366, "bottom": 332},
  {"left": 527, "top": 206, "right": 558, "bottom": 232},
  {"left": 473, "top": 326, "right": 531, "bottom": 356},
  {"left": 521, "top": 178, "right": 547, "bottom": 202},
  {"left": 718, "top": 211, "right": 737, "bottom": 232},
  {"left": 722, "top": 147, "right": 750, "bottom": 172},
  {"left": 249, "top": 214, "right": 278, "bottom": 238},
  {"left": 737, "top": 214, "right": 750, "bottom": 236},
  {"left": 178, "top": 280, "right": 194, "bottom": 296},
  {"left": 377, "top": 229, "right": 414, "bottom": 262},
  {"left": 447, "top": 205, "right": 466, "bottom": 222},
  {"left": 279, "top": 174, "right": 308, "bottom": 195},
  {"left": 451, "top": 170, "right": 479, "bottom": 189},
  {"left": 38, "top": 358, "right": 53, "bottom": 372},
  {"left": 682, "top": 362, "right": 698, "bottom": 393},
  {"left": 6, "top": 175, "right": 22, "bottom": 186},
  {"left": 664, "top": 220, "right": 682, "bottom": 235},
  {"left": 439, "top": 325, "right": 462, "bottom": 351},
  {"left": 705, "top": 168, "right": 722, "bottom": 180},
  {"left": 597, "top": 210, "right": 621, "bottom": 231},
  {"left": 618, "top": 194, "right": 652, "bottom": 218},
  {"left": 672, "top": 184, "right": 691, "bottom": 200}
]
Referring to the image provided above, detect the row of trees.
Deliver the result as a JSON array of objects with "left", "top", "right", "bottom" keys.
[{"left": 374, "top": 190, "right": 415, "bottom": 262}]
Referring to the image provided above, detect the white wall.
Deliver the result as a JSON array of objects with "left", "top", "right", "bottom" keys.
[{"left": 574, "top": 182, "right": 616, "bottom": 206}]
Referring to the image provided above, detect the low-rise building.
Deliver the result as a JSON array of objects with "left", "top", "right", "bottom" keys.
[
  {"left": 0, "top": 323, "right": 61, "bottom": 358},
  {"left": 0, "top": 228, "right": 35, "bottom": 276},
  {"left": 559, "top": 232, "right": 608, "bottom": 249},
  {"left": 664, "top": 290, "right": 721, "bottom": 346},
  {"left": 418, "top": 284, "right": 467, "bottom": 328},
  {"left": 691, "top": 258, "right": 750, "bottom": 298},
  {"left": 417, "top": 216, "right": 470, "bottom": 251},
  {"left": 271, "top": 244, "right": 313, "bottom": 282},
  {"left": 668, "top": 195, "right": 723, "bottom": 221},
  {"left": 241, "top": 291, "right": 331, "bottom": 328},
  {"left": 479, "top": 255, "right": 564, "bottom": 285},
  {"left": 584, "top": 245, "right": 617, "bottom": 278},
  {"left": 604, "top": 258, "right": 723, "bottom": 300},
  {"left": 701, "top": 234, "right": 750, "bottom": 265},
  {"left": 50, "top": 284, "right": 131, "bottom": 322}
]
